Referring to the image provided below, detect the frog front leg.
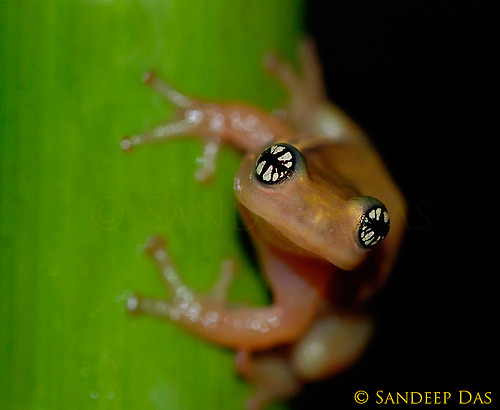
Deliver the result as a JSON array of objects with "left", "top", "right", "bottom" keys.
[
  {"left": 127, "top": 235, "right": 325, "bottom": 350},
  {"left": 121, "top": 72, "right": 292, "bottom": 181},
  {"left": 266, "top": 39, "right": 366, "bottom": 143}
]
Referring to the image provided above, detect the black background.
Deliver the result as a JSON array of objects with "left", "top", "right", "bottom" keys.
[{"left": 294, "top": 3, "right": 498, "bottom": 409}]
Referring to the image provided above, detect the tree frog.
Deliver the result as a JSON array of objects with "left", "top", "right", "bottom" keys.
[{"left": 122, "top": 40, "right": 406, "bottom": 409}]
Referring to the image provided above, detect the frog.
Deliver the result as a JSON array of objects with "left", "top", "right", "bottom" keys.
[{"left": 121, "top": 39, "right": 406, "bottom": 409}]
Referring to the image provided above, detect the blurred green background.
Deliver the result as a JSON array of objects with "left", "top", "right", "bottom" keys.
[{"left": 0, "top": 1, "right": 302, "bottom": 408}]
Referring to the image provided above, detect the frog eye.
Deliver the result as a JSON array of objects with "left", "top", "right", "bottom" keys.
[
  {"left": 357, "top": 204, "right": 390, "bottom": 248},
  {"left": 255, "top": 143, "right": 298, "bottom": 185}
]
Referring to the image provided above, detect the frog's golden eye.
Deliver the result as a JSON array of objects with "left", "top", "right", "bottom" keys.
[
  {"left": 357, "top": 203, "right": 390, "bottom": 248},
  {"left": 255, "top": 143, "right": 299, "bottom": 185}
]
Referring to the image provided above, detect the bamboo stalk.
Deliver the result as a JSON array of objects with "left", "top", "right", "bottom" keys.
[{"left": 0, "top": 0, "right": 303, "bottom": 408}]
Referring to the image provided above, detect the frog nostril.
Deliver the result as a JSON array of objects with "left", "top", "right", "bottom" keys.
[
  {"left": 357, "top": 204, "right": 390, "bottom": 248},
  {"left": 255, "top": 143, "right": 297, "bottom": 185}
]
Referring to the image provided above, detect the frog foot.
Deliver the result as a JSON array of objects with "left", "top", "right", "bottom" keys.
[
  {"left": 120, "top": 73, "right": 221, "bottom": 182},
  {"left": 264, "top": 38, "right": 328, "bottom": 131},
  {"left": 127, "top": 235, "right": 236, "bottom": 325}
]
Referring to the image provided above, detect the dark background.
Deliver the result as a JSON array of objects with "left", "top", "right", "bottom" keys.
[{"left": 295, "top": 3, "right": 498, "bottom": 408}]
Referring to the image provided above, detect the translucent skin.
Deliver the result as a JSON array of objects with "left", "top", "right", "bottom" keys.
[{"left": 123, "top": 40, "right": 406, "bottom": 409}]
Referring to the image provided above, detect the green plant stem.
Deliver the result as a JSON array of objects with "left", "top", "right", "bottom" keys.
[{"left": 0, "top": 0, "right": 303, "bottom": 408}]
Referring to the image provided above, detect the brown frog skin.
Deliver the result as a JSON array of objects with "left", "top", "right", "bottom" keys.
[{"left": 122, "top": 40, "right": 406, "bottom": 409}]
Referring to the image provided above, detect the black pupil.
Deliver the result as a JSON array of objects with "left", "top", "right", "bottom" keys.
[
  {"left": 255, "top": 144, "right": 295, "bottom": 184},
  {"left": 358, "top": 205, "right": 390, "bottom": 248}
]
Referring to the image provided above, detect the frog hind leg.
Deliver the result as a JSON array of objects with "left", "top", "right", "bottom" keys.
[
  {"left": 127, "top": 235, "right": 321, "bottom": 351},
  {"left": 127, "top": 234, "right": 236, "bottom": 323},
  {"left": 236, "top": 350, "right": 302, "bottom": 410},
  {"left": 291, "top": 313, "right": 374, "bottom": 381}
]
